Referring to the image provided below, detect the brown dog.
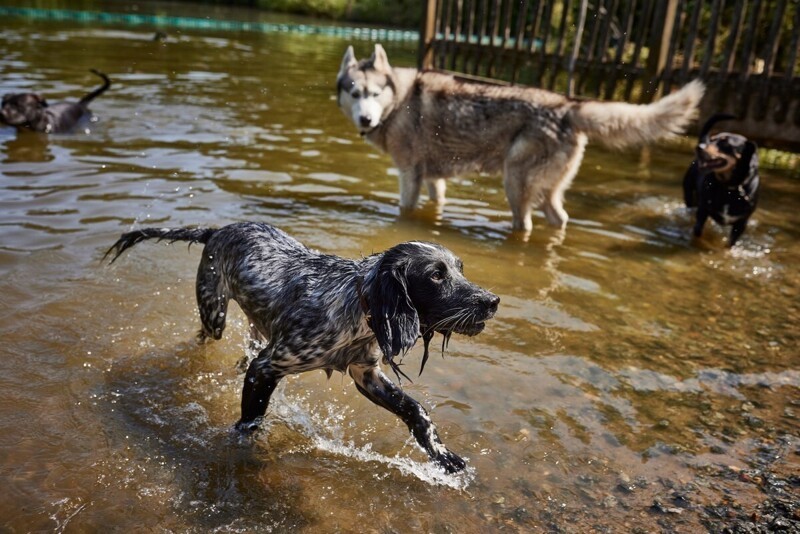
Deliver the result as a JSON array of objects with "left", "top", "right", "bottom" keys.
[
  {"left": 683, "top": 113, "right": 759, "bottom": 246},
  {"left": 1, "top": 70, "right": 110, "bottom": 133}
]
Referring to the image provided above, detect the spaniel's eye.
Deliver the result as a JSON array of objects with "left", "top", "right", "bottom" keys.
[
  {"left": 351, "top": 90, "right": 361, "bottom": 99},
  {"left": 431, "top": 270, "right": 444, "bottom": 281}
]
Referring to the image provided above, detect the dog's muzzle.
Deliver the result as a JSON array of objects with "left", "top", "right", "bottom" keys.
[
  {"left": 696, "top": 147, "right": 729, "bottom": 172},
  {"left": 358, "top": 124, "right": 380, "bottom": 137},
  {"left": 447, "top": 293, "right": 500, "bottom": 337}
]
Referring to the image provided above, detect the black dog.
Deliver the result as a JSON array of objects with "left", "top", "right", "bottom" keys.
[
  {"left": 1, "top": 69, "right": 110, "bottom": 133},
  {"left": 105, "top": 222, "right": 499, "bottom": 473},
  {"left": 683, "top": 113, "right": 759, "bottom": 246}
]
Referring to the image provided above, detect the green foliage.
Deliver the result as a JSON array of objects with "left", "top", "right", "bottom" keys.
[
  {"left": 348, "top": 0, "right": 423, "bottom": 28},
  {"left": 255, "top": 0, "right": 349, "bottom": 19},
  {"left": 254, "top": 0, "right": 423, "bottom": 27}
]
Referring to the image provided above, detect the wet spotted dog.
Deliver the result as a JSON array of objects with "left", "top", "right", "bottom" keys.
[
  {"left": 105, "top": 222, "right": 499, "bottom": 473},
  {"left": 683, "top": 113, "right": 760, "bottom": 246}
]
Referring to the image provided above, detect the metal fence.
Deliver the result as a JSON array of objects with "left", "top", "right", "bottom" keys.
[{"left": 418, "top": 0, "right": 800, "bottom": 150}]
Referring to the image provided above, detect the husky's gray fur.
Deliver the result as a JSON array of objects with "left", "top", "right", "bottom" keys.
[{"left": 337, "top": 44, "right": 705, "bottom": 233}]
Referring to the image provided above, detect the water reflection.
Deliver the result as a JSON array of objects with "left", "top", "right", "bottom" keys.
[{"left": 2, "top": 131, "right": 53, "bottom": 163}]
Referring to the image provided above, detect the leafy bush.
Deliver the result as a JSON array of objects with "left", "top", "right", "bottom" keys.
[{"left": 255, "top": 0, "right": 423, "bottom": 27}]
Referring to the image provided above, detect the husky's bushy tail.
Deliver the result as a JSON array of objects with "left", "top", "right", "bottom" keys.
[
  {"left": 104, "top": 227, "right": 216, "bottom": 263},
  {"left": 570, "top": 80, "right": 705, "bottom": 149}
]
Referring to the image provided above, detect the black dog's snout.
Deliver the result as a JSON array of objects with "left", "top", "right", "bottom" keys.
[
  {"left": 359, "top": 115, "right": 372, "bottom": 127},
  {"left": 483, "top": 293, "right": 500, "bottom": 314}
]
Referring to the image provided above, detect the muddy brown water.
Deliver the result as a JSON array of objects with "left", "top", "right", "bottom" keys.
[{"left": 1, "top": 6, "right": 799, "bottom": 533}]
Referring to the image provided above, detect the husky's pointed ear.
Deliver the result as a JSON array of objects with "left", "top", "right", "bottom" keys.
[
  {"left": 366, "top": 251, "right": 420, "bottom": 361},
  {"left": 339, "top": 46, "right": 357, "bottom": 79},
  {"left": 370, "top": 44, "right": 391, "bottom": 72}
]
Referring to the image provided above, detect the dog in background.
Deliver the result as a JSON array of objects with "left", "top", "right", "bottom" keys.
[
  {"left": 1, "top": 69, "right": 110, "bottom": 133},
  {"left": 105, "top": 222, "right": 499, "bottom": 473},
  {"left": 337, "top": 44, "right": 704, "bottom": 234},
  {"left": 683, "top": 113, "right": 759, "bottom": 246}
]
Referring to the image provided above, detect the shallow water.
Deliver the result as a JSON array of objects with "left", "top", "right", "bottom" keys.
[{"left": 1, "top": 5, "right": 799, "bottom": 532}]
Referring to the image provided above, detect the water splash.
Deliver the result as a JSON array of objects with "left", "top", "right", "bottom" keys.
[
  {"left": 310, "top": 435, "right": 476, "bottom": 490},
  {"left": 269, "top": 385, "right": 475, "bottom": 490}
]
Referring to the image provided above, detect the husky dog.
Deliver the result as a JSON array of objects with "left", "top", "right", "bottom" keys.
[
  {"left": 1, "top": 69, "right": 110, "bottom": 134},
  {"left": 337, "top": 44, "right": 705, "bottom": 233}
]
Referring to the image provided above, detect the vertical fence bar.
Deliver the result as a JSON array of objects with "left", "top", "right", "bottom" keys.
[
  {"left": 463, "top": 0, "right": 476, "bottom": 72},
  {"left": 721, "top": 0, "right": 745, "bottom": 78},
  {"left": 439, "top": 0, "right": 454, "bottom": 69},
  {"left": 485, "top": 0, "right": 502, "bottom": 76},
  {"left": 700, "top": 0, "right": 724, "bottom": 77},
  {"left": 548, "top": 0, "right": 573, "bottom": 90},
  {"left": 643, "top": 0, "right": 679, "bottom": 101},
  {"left": 471, "top": 0, "right": 489, "bottom": 75},
  {"left": 591, "top": 0, "right": 619, "bottom": 96},
  {"left": 677, "top": 0, "right": 703, "bottom": 87},
  {"left": 522, "top": 0, "right": 543, "bottom": 85},
  {"left": 567, "top": 0, "right": 588, "bottom": 97},
  {"left": 735, "top": 0, "right": 762, "bottom": 117},
  {"left": 509, "top": 0, "right": 529, "bottom": 84},
  {"left": 419, "top": 0, "right": 438, "bottom": 69},
  {"left": 449, "top": 0, "right": 464, "bottom": 71},
  {"left": 782, "top": 4, "right": 800, "bottom": 125},
  {"left": 623, "top": 0, "right": 656, "bottom": 100},
  {"left": 604, "top": 0, "right": 636, "bottom": 99},
  {"left": 660, "top": 0, "right": 685, "bottom": 94},
  {"left": 534, "top": 0, "right": 553, "bottom": 85},
  {"left": 576, "top": 0, "right": 604, "bottom": 93},
  {"left": 754, "top": 0, "right": 786, "bottom": 119},
  {"left": 760, "top": 0, "right": 787, "bottom": 78}
]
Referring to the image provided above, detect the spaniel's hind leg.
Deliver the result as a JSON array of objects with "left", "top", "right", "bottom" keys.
[
  {"left": 236, "top": 346, "right": 284, "bottom": 431},
  {"left": 195, "top": 253, "right": 229, "bottom": 342},
  {"left": 349, "top": 362, "right": 466, "bottom": 473}
]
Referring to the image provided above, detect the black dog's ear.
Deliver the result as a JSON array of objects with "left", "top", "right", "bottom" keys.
[
  {"left": 699, "top": 113, "right": 736, "bottom": 142},
  {"left": 35, "top": 95, "right": 48, "bottom": 108},
  {"left": 366, "top": 254, "right": 420, "bottom": 364},
  {"left": 735, "top": 140, "right": 758, "bottom": 178}
]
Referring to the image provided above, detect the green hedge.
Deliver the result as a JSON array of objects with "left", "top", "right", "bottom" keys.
[{"left": 254, "top": 0, "right": 423, "bottom": 27}]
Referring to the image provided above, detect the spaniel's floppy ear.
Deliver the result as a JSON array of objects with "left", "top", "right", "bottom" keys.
[{"left": 366, "top": 251, "right": 420, "bottom": 364}]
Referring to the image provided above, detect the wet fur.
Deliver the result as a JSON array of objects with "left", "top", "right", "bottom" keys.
[
  {"left": 337, "top": 44, "right": 704, "bottom": 233},
  {"left": 1, "top": 69, "right": 110, "bottom": 133},
  {"left": 105, "top": 222, "right": 499, "bottom": 473},
  {"left": 683, "top": 114, "right": 759, "bottom": 246}
]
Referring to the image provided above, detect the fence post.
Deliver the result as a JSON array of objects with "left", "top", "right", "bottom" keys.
[
  {"left": 643, "top": 0, "right": 678, "bottom": 101},
  {"left": 418, "top": 0, "right": 438, "bottom": 69}
]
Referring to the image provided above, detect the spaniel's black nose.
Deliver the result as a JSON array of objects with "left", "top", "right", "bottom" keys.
[{"left": 485, "top": 293, "right": 500, "bottom": 314}]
